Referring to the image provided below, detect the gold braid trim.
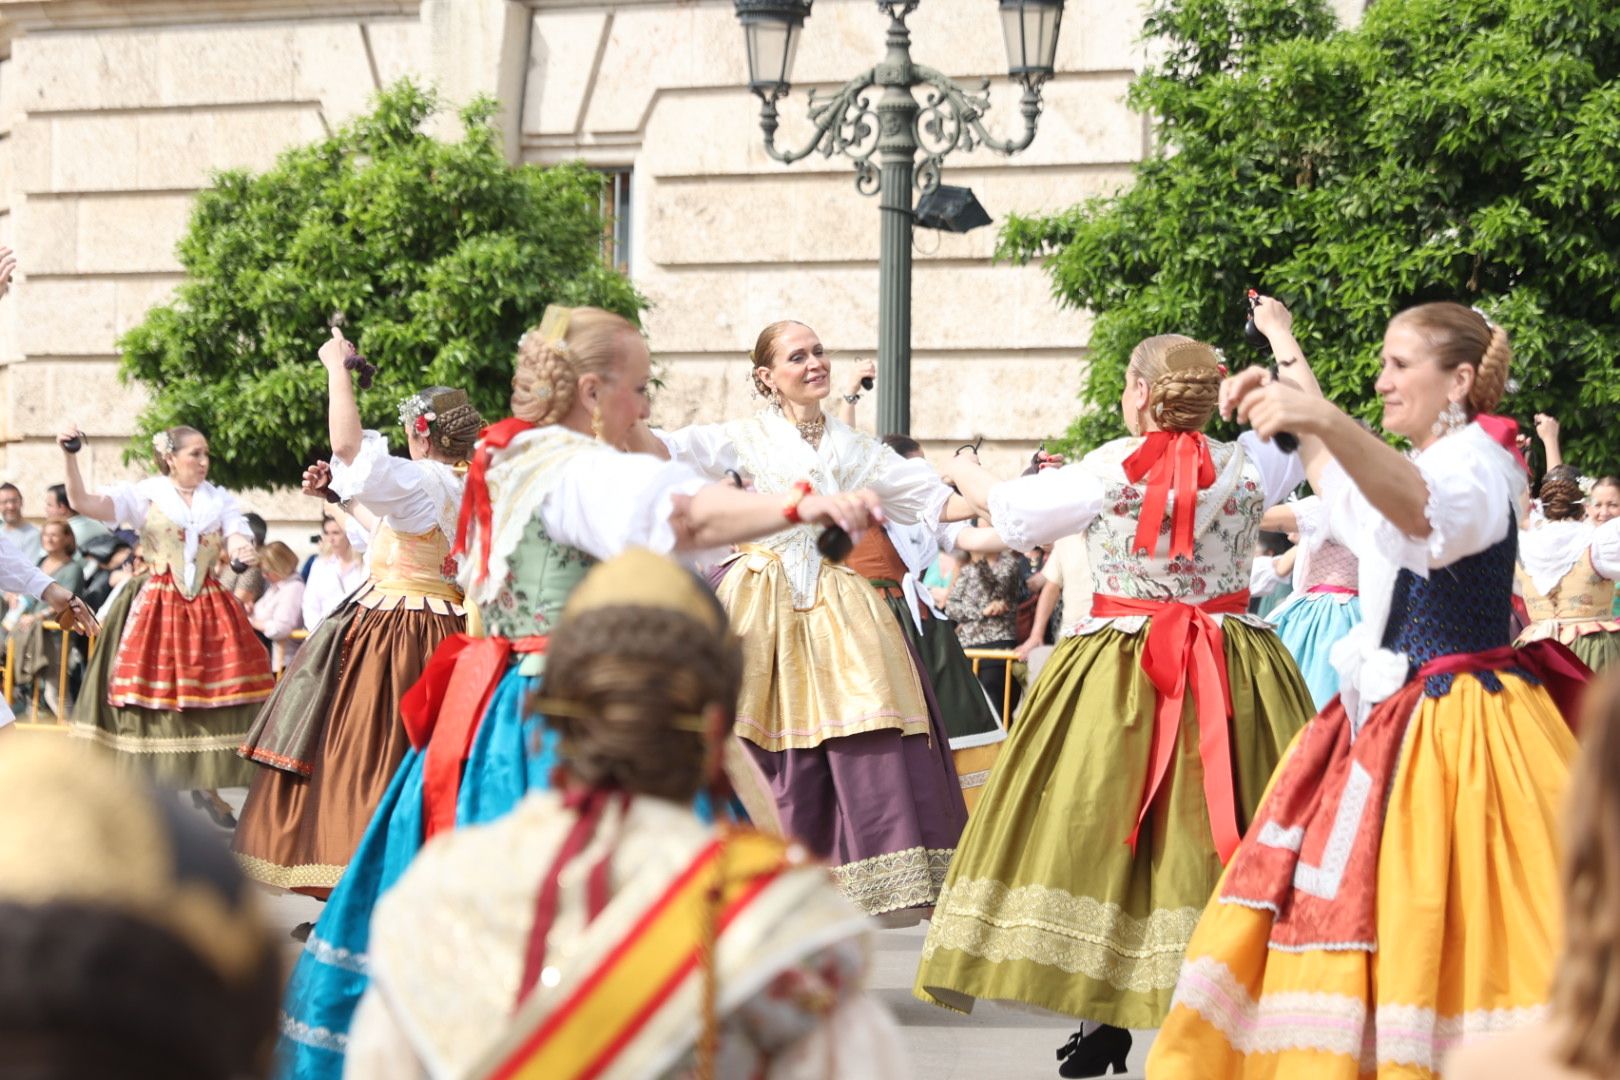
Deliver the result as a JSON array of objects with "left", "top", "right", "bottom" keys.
[
  {"left": 234, "top": 852, "right": 347, "bottom": 892},
  {"left": 922, "top": 878, "right": 1203, "bottom": 993}
]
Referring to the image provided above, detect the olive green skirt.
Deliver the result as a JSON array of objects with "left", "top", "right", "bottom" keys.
[{"left": 914, "top": 619, "right": 1314, "bottom": 1028}]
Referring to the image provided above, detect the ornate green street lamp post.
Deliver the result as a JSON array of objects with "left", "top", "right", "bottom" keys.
[{"left": 733, "top": 0, "right": 1066, "bottom": 435}]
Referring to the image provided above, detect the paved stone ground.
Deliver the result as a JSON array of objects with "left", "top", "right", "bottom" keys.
[{"left": 215, "top": 786, "right": 1155, "bottom": 1079}]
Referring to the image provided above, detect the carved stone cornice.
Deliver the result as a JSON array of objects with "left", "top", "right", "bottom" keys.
[{"left": 0, "top": 0, "right": 420, "bottom": 42}]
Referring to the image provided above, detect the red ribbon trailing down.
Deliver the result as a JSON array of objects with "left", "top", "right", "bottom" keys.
[
  {"left": 401, "top": 632, "right": 550, "bottom": 841},
  {"left": 1122, "top": 431, "right": 1216, "bottom": 560},
  {"left": 1092, "top": 590, "right": 1250, "bottom": 864},
  {"left": 1415, "top": 640, "right": 1591, "bottom": 729},
  {"left": 451, "top": 417, "right": 537, "bottom": 589},
  {"left": 516, "top": 784, "right": 630, "bottom": 1007}
]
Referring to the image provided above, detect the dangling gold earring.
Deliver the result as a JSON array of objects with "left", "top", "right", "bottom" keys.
[
  {"left": 591, "top": 404, "right": 606, "bottom": 442},
  {"left": 770, "top": 389, "right": 783, "bottom": 410}
]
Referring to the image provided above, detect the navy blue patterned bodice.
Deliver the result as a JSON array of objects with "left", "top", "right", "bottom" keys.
[{"left": 1379, "top": 518, "right": 1524, "bottom": 696}]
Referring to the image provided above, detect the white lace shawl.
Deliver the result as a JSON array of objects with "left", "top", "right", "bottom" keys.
[{"left": 106, "top": 476, "right": 251, "bottom": 591}]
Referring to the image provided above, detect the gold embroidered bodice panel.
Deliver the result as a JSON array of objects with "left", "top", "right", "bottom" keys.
[
  {"left": 1518, "top": 550, "right": 1616, "bottom": 622},
  {"left": 355, "top": 524, "right": 464, "bottom": 614},
  {"left": 140, "top": 505, "right": 224, "bottom": 600}
]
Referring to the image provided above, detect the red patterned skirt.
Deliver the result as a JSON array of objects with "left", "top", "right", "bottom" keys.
[{"left": 109, "top": 572, "right": 275, "bottom": 711}]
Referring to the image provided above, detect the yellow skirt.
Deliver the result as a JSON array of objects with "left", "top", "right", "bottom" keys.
[
  {"left": 717, "top": 547, "right": 931, "bottom": 751},
  {"left": 1148, "top": 672, "right": 1576, "bottom": 1079}
]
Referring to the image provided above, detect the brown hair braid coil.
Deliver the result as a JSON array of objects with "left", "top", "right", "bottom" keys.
[
  {"left": 426, "top": 395, "right": 483, "bottom": 462},
  {"left": 1539, "top": 465, "right": 1587, "bottom": 523},
  {"left": 1126, "top": 335, "right": 1222, "bottom": 433},
  {"left": 1389, "top": 302, "right": 1513, "bottom": 417},
  {"left": 533, "top": 604, "right": 743, "bottom": 804}
]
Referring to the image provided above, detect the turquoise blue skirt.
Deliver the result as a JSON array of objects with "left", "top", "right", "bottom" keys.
[
  {"left": 273, "top": 661, "right": 735, "bottom": 1078},
  {"left": 274, "top": 664, "right": 551, "bottom": 1078},
  {"left": 1271, "top": 592, "right": 1362, "bottom": 711}
]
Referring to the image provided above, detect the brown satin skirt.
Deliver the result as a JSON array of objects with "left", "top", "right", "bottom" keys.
[{"left": 232, "top": 603, "right": 463, "bottom": 897}]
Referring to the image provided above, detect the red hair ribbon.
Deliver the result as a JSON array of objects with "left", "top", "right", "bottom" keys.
[
  {"left": 452, "top": 417, "right": 537, "bottom": 588},
  {"left": 1122, "top": 431, "right": 1216, "bottom": 560}
]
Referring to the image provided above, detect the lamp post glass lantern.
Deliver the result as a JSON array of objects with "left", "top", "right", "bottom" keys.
[
  {"left": 999, "top": 0, "right": 1063, "bottom": 87},
  {"left": 736, "top": 0, "right": 812, "bottom": 99},
  {"left": 733, "top": 0, "right": 1064, "bottom": 435}
]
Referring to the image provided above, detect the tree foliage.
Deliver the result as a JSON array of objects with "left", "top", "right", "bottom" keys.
[
  {"left": 1001, "top": 0, "right": 1620, "bottom": 472},
  {"left": 120, "top": 80, "right": 642, "bottom": 489}
]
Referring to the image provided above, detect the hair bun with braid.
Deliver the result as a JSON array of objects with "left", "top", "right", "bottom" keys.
[
  {"left": 512, "top": 328, "right": 577, "bottom": 427},
  {"left": 1136, "top": 339, "right": 1223, "bottom": 433},
  {"left": 1539, "top": 464, "right": 1587, "bottom": 522},
  {"left": 1470, "top": 322, "right": 1512, "bottom": 416}
]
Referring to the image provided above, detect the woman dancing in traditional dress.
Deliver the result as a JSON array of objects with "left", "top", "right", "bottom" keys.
[
  {"left": 653, "top": 320, "right": 971, "bottom": 922},
  {"left": 914, "top": 327, "right": 1313, "bottom": 1077},
  {"left": 276, "top": 306, "right": 881, "bottom": 1080},
  {"left": 64, "top": 423, "right": 275, "bottom": 826},
  {"left": 1514, "top": 465, "right": 1620, "bottom": 672},
  {"left": 1148, "top": 303, "right": 1590, "bottom": 1079},
  {"left": 1262, "top": 495, "right": 1362, "bottom": 709},
  {"left": 233, "top": 328, "right": 483, "bottom": 897},
  {"left": 345, "top": 548, "right": 905, "bottom": 1080}
]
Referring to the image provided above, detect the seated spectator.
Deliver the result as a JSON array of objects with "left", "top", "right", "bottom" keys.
[
  {"left": 44, "top": 482, "right": 109, "bottom": 551},
  {"left": 7, "top": 522, "right": 86, "bottom": 717},
  {"left": 0, "top": 481, "right": 41, "bottom": 563},
  {"left": 0, "top": 738, "right": 279, "bottom": 1079},
  {"left": 250, "top": 542, "right": 305, "bottom": 674},
  {"left": 79, "top": 531, "right": 135, "bottom": 615}
]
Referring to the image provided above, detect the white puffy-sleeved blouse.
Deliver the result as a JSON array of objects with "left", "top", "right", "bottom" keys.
[
  {"left": 1319, "top": 421, "right": 1528, "bottom": 720},
  {"left": 659, "top": 411, "right": 953, "bottom": 609},
  {"left": 329, "top": 431, "right": 464, "bottom": 543},
  {"left": 1519, "top": 517, "right": 1620, "bottom": 595}
]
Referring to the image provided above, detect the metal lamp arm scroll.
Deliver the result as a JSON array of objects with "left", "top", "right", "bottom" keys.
[{"left": 758, "top": 68, "right": 881, "bottom": 169}]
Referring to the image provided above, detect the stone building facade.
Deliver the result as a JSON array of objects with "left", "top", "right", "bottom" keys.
[{"left": 0, "top": 0, "right": 1359, "bottom": 537}]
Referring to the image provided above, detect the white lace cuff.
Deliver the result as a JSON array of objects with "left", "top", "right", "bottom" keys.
[{"left": 329, "top": 430, "right": 390, "bottom": 502}]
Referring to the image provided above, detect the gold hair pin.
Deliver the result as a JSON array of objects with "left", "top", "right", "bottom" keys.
[{"left": 529, "top": 695, "right": 710, "bottom": 734}]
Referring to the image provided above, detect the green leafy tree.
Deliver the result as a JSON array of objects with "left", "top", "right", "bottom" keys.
[
  {"left": 120, "top": 80, "right": 642, "bottom": 489},
  {"left": 1001, "top": 0, "right": 1620, "bottom": 473}
]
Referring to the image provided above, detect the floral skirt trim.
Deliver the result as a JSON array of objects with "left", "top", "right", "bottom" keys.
[{"left": 830, "top": 846, "right": 953, "bottom": 916}]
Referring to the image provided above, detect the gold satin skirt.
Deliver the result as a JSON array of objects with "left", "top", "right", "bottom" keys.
[{"left": 717, "top": 547, "right": 932, "bottom": 752}]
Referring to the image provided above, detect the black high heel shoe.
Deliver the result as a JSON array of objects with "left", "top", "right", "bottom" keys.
[{"left": 1056, "top": 1025, "right": 1132, "bottom": 1077}]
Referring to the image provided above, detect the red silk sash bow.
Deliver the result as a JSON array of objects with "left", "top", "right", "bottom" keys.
[
  {"left": 1306, "top": 584, "right": 1359, "bottom": 596},
  {"left": 1092, "top": 590, "right": 1250, "bottom": 863},
  {"left": 401, "top": 632, "right": 550, "bottom": 841},
  {"left": 516, "top": 785, "right": 630, "bottom": 1006},
  {"left": 1415, "top": 640, "right": 1591, "bottom": 728},
  {"left": 452, "top": 417, "right": 537, "bottom": 589},
  {"left": 1121, "top": 431, "right": 1216, "bottom": 560}
]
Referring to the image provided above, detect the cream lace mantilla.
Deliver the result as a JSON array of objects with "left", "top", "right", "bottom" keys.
[{"left": 726, "top": 411, "right": 893, "bottom": 609}]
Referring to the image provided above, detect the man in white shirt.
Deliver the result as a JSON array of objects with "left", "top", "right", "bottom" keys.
[
  {"left": 0, "top": 483, "right": 41, "bottom": 564},
  {"left": 302, "top": 513, "right": 370, "bottom": 632}
]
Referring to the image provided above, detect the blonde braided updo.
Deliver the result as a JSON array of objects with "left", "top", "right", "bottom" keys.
[
  {"left": 1388, "top": 302, "right": 1513, "bottom": 416},
  {"left": 511, "top": 307, "right": 640, "bottom": 427},
  {"left": 1127, "top": 335, "right": 1223, "bottom": 433}
]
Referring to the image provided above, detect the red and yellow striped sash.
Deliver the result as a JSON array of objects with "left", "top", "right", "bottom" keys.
[{"left": 483, "top": 830, "right": 790, "bottom": 1080}]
